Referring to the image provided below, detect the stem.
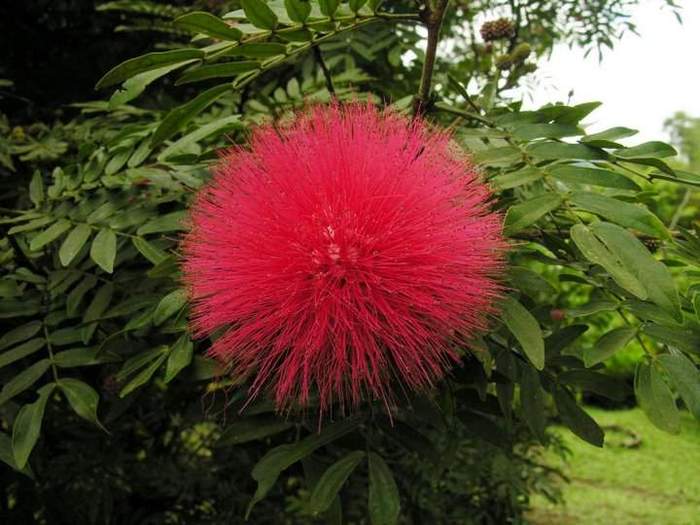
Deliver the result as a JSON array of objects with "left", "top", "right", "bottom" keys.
[
  {"left": 413, "top": 0, "right": 449, "bottom": 115},
  {"left": 313, "top": 46, "right": 335, "bottom": 96},
  {"left": 670, "top": 188, "right": 692, "bottom": 230}
]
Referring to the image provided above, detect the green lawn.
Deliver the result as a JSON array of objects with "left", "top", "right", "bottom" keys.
[{"left": 528, "top": 407, "right": 700, "bottom": 525}]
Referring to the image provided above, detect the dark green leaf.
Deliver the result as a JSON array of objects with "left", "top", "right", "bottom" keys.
[
  {"left": 232, "top": 42, "right": 287, "bottom": 58},
  {"left": 554, "top": 387, "right": 604, "bottom": 446},
  {"left": 59, "top": 224, "right": 92, "bottom": 267},
  {"left": 570, "top": 223, "right": 647, "bottom": 298},
  {"left": 581, "top": 127, "right": 638, "bottom": 145},
  {"left": 110, "top": 62, "right": 196, "bottom": 107},
  {"left": 560, "top": 370, "right": 629, "bottom": 401},
  {"left": 247, "top": 416, "right": 363, "bottom": 517},
  {"left": 318, "top": 0, "right": 340, "bottom": 16},
  {"left": 570, "top": 192, "right": 668, "bottom": 238},
  {"left": 0, "top": 338, "right": 45, "bottom": 369},
  {"left": 241, "top": 0, "right": 278, "bottom": 30},
  {"left": 527, "top": 142, "right": 607, "bottom": 161},
  {"left": 175, "top": 61, "right": 259, "bottom": 85},
  {"left": 96, "top": 49, "right": 205, "bottom": 89},
  {"left": 59, "top": 378, "right": 104, "bottom": 429},
  {"left": 119, "top": 350, "right": 168, "bottom": 397},
  {"left": 285, "top": 0, "right": 311, "bottom": 22},
  {"left": 657, "top": 353, "right": 700, "bottom": 420},
  {"left": 67, "top": 275, "right": 98, "bottom": 316},
  {"left": 500, "top": 296, "right": 545, "bottom": 370},
  {"left": 132, "top": 237, "right": 169, "bottom": 264},
  {"left": 151, "top": 84, "right": 231, "bottom": 147},
  {"left": 12, "top": 383, "right": 55, "bottom": 469},
  {"left": 368, "top": 452, "right": 400, "bottom": 525},
  {"left": 635, "top": 362, "right": 680, "bottom": 433},
  {"left": 512, "top": 123, "right": 582, "bottom": 140},
  {"left": 0, "top": 321, "right": 42, "bottom": 351},
  {"left": 164, "top": 334, "right": 193, "bottom": 382},
  {"left": 90, "top": 228, "right": 117, "bottom": 273},
  {"left": 174, "top": 11, "right": 243, "bottom": 40},
  {"left": 585, "top": 327, "right": 637, "bottom": 367},
  {"left": 310, "top": 451, "right": 364, "bottom": 514},
  {"left": 615, "top": 141, "right": 677, "bottom": 159},
  {"left": 0, "top": 359, "right": 51, "bottom": 406},
  {"left": 137, "top": 211, "right": 186, "bottom": 235},
  {"left": 153, "top": 289, "right": 187, "bottom": 326},
  {"left": 520, "top": 365, "right": 547, "bottom": 443},
  {"left": 504, "top": 193, "right": 562, "bottom": 235},
  {"left": 218, "top": 416, "right": 293, "bottom": 445},
  {"left": 29, "top": 219, "right": 71, "bottom": 251},
  {"left": 549, "top": 165, "right": 640, "bottom": 190}
]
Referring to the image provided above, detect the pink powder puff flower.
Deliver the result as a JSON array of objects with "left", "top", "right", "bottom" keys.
[{"left": 182, "top": 103, "right": 505, "bottom": 413}]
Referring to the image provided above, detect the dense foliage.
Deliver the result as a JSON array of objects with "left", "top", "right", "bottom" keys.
[{"left": 1, "top": 1, "right": 698, "bottom": 524}]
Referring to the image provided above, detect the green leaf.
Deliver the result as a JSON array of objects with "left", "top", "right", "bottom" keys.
[
  {"left": 90, "top": 228, "right": 117, "bottom": 273},
  {"left": 551, "top": 101, "right": 601, "bottom": 125},
  {"left": 12, "top": 383, "right": 55, "bottom": 469},
  {"left": 285, "top": 0, "right": 311, "bottom": 22},
  {"left": 512, "top": 123, "right": 582, "bottom": 141},
  {"left": 527, "top": 142, "right": 608, "bottom": 161},
  {"left": 59, "top": 224, "right": 92, "bottom": 267},
  {"left": 368, "top": 452, "right": 400, "bottom": 525},
  {"left": 635, "top": 362, "right": 680, "bottom": 434},
  {"left": 241, "top": 0, "right": 278, "bottom": 29},
  {"left": 174, "top": 11, "right": 243, "bottom": 40},
  {"left": 318, "top": 0, "right": 340, "bottom": 16},
  {"left": 81, "top": 283, "right": 114, "bottom": 343},
  {"left": 29, "top": 219, "right": 71, "bottom": 251},
  {"left": 95, "top": 49, "right": 205, "bottom": 89},
  {"left": 0, "top": 321, "right": 42, "bottom": 351},
  {"left": 310, "top": 451, "right": 364, "bottom": 514},
  {"left": 549, "top": 165, "right": 640, "bottom": 190},
  {"left": 570, "top": 192, "right": 668, "bottom": 238},
  {"left": 504, "top": 193, "right": 562, "bottom": 235},
  {"left": 59, "top": 378, "right": 104, "bottom": 429},
  {"left": 151, "top": 83, "right": 231, "bottom": 147},
  {"left": 0, "top": 432, "right": 33, "bottom": 477},
  {"left": 218, "top": 416, "right": 293, "bottom": 445},
  {"left": 53, "top": 347, "right": 119, "bottom": 368},
  {"left": 29, "top": 171, "right": 44, "bottom": 207},
  {"left": 175, "top": 61, "right": 259, "bottom": 85},
  {"left": 0, "top": 338, "right": 45, "bottom": 369},
  {"left": 591, "top": 222, "right": 680, "bottom": 320},
  {"left": 109, "top": 61, "right": 197, "bottom": 107},
  {"left": 554, "top": 387, "right": 604, "bottom": 447},
  {"left": 615, "top": 141, "right": 677, "bottom": 159},
  {"left": 642, "top": 323, "right": 700, "bottom": 355},
  {"left": 164, "top": 334, "right": 194, "bottom": 382},
  {"left": 569, "top": 223, "right": 647, "bottom": 298},
  {"left": 132, "top": 237, "right": 169, "bottom": 265},
  {"left": 137, "top": 211, "right": 186, "bottom": 235},
  {"left": 67, "top": 275, "right": 98, "bottom": 316},
  {"left": 581, "top": 127, "right": 638, "bottom": 145},
  {"left": 158, "top": 114, "right": 243, "bottom": 160},
  {"left": 247, "top": 416, "right": 363, "bottom": 517},
  {"left": 153, "top": 289, "right": 187, "bottom": 326},
  {"left": 520, "top": 365, "right": 547, "bottom": 443},
  {"left": 0, "top": 359, "right": 51, "bottom": 406},
  {"left": 657, "top": 353, "right": 700, "bottom": 420},
  {"left": 585, "top": 327, "right": 637, "bottom": 367},
  {"left": 559, "top": 370, "right": 629, "bottom": 401},
  {"left": 491, "top": 167, "right": 544, "bottom": 190},
  {"left": 500, "top": 296, "right": 545, "bottom": 370},
  {"left": 349, "top": 0, "right": 368, "bottom": 13},
  {"left": 232, "top": 42, "right": 287, "bottom": 58},
  {"left": 119, "top": 350, "right": 168, "bottom": 397}
]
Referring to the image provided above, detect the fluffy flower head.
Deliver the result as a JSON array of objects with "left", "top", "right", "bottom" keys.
[{"left": 182, "top": 104, "right": 504, "bottom": 413}]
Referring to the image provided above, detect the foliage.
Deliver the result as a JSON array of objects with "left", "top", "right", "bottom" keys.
[{"left": 1, "top": 0, "right": 699, "bottom": 523}]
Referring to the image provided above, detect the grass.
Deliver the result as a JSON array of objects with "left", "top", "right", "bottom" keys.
[{"left": 528, "top": 407, "right": 700, "bottom": 525}]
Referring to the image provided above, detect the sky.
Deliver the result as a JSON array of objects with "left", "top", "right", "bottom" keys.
[{"left": 520, "top": 0, "right": 700, "bottom": 143}]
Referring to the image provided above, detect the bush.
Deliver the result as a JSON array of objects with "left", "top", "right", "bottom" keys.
[{"left": 1, "top": 1, "right": 699, "bottom": 524}]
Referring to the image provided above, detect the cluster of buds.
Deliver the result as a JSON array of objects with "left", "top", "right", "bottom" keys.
[
  {"left": 495, "top": 43, "right": 532, "bottom": 70},
  {"left": 480, "top": 18, "right": 515, "bottom": 41}
]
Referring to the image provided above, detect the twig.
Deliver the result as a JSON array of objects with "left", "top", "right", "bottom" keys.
[
  {"left": 313, "top": 46, "right": 335, "bottom": 96},
  {"left": 413, "top": 0, "right": 449, "bottom": 115}
]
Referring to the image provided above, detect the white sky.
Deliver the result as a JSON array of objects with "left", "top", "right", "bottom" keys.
[{"left": 520, "top": 0, "right": 700, "bottom": 143}]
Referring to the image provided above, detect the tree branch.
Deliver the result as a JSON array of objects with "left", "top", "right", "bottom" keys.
[{"left": 413, "top": 0, "right": 449, "bottom": 116}]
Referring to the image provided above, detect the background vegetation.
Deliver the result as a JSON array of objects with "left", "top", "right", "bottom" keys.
[{"left": 1, "top": 1, "right": 698, "bottom": 524}]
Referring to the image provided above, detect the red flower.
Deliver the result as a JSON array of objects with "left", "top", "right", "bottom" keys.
[{"left": 182, "top": 104, "right": 505, "bottom": 413}]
